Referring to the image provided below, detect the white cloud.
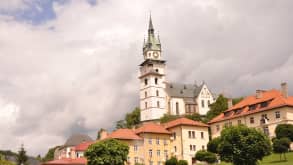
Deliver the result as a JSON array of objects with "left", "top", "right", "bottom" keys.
[{"left": 0, "top": 0, "right": 292, "bottom": 156}]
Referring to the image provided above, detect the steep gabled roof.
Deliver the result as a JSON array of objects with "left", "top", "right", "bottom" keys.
[
  {"left": 209, "top": 89, "right": 293, "bottom": 124},
  {"left": 64, "top": 134, "right": 93, "bottom": 147},
  {"left": 107, "top": 129, "right": 143, "bottom": 140},
  {"left": 75, "top": 141, "right": 95, "bottom": 151},
  {"left": 135, "top": 123, "right": 171, "bottom": 134},
  {"left": 165, "top": 83, "right": 203, "bottom": 98},
  {"left": 164, "top": 117, "right": 209, "bottom": 129}
]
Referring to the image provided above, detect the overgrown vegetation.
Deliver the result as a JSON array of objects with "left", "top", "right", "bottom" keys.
[
  {"left": 115, "top": 107, "right": 140, "bottom": 129},
  {"left": 42, "top": 146, "right": 60, "bottom": 162},
  {"left": 85, "top": 139, "right": 129, "bottom": 165}
]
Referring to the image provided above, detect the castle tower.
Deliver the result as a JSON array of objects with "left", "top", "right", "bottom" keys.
[{"left": 139, "top": 16, "right": 167, "bottom": 121}]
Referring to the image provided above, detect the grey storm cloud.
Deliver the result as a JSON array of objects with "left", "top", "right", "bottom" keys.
[{"left": 0, "top": 0, "right": 292, "bottom": 156}]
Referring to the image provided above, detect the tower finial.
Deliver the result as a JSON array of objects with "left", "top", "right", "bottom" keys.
[{"left": 148, "top": 12, "right": 154, "bottom": 33}]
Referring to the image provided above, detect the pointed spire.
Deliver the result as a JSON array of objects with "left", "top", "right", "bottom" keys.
[{"left": 148, "top": 13, "right": 154, "bottom": 34}]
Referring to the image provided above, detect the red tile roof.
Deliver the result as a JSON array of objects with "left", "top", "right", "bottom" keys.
[
  {"left": 164, "top": 117, "right": 209, "bottom": 129},
  {"left": 75, "top": 141, "right": 95, "bottom": 151},
  {"left": 107, "top": 129, "right": 143, "bottom": 140},
  {"left": 42, "top": 158, "right": 86, "bottom": 165},
  {"left": 209, "top": 89, "right": 293, "bottom": 124},
  {"left": 135, "top": 123, "right": 171, "bottom": 134}
]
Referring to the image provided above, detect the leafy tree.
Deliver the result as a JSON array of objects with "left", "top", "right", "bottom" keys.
[
  {"left": 206, "top": 95, "right": 228, "bottom": 121},
  {"left": 207, "top": 137, "right": 221, "bottom": 153},
  {"left": 97, "top": 128, "right": 106, "bottom": 140},
  {"left": 177, "top": 160, "right": 188, "bottom": 165},
  {"left": 160, "top": 114, "right": 180, "bottom": 123},
  {"left": 165, "top": 156, "right": 178, "bottom": 165},
  {"left": 42, "top": 146, "right": 60, "bottom": 162},
  {"left": 218, "top": 125, "right": 271, "bottom": 165},
  {"left": 115, "top": 107, "right": 141, "bottom": 129},
  {"left": 275, "top": 124, "right": 293, "bottom": 141},
  {"left": 85, "top": 139, "right": 129, "bottom": 165},
  {"left": 185, "top": 113, "right": 204, "bottom": 122},
  {"left": 273, "top": 137, "right": 290, "bottom": 161},
  {"left": 195, "top": 150, "right": 217, "bottom": 164},
  {"left": 125, "top": 107, "right": 140, "bottom": 128},
  {"left": 16, "top": 144, "right": 28, "bottom": 165}
]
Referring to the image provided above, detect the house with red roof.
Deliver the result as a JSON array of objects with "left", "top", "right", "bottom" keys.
[{"left": 209, "top": 83, "right": 293, "bottom": 139}]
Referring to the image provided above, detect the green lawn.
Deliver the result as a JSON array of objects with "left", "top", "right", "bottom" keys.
[{"left": 218, "top": 152, "right": 293, "bottom": 165}]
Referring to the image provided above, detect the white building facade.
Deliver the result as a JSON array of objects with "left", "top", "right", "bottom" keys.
[{"left": 139, "top": 17, "right": 215, "bottom": 121}]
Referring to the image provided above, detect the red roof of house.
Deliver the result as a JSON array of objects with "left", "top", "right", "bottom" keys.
[
  {"left": 75, "top": 141, "right": 95, "bottom": 151},
  {"left": 164, "top": 117, "right": 209, "bottom": 129},
  {"left": 209, "top": 89, "right": 293, "bottom": 124},
  {"left": 135, "top": 122, "right": 171, "bottom": 134},
  {"left": 42, "top": 158, "right": 86, "bottom": 165},
  {"left": 107, "top": 129, "right": 143, "bottom": 140}
]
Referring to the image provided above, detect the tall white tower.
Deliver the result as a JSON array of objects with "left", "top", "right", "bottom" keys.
[{"left": 139, "top": 16, "right": 167, "bottom": 121}]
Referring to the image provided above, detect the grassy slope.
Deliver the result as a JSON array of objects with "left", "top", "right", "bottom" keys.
[{"left": 219, "top": 152, "right": 293, "bottom": 165}]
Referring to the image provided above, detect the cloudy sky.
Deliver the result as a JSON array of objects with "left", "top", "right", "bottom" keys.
[{"left": 0, "top": 0, "right": 292, "bottom": 156}]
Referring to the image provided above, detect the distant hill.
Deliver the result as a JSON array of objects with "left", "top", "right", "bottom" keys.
[{"left": 0, "top": 150, "right": 41, "bottom": 165}]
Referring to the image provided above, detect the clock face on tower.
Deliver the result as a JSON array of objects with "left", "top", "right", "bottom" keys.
[{"left": 153, "top": 52, "right": 159, "bottom": 59}]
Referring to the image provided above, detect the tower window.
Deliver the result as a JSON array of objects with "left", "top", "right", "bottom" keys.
[
  {"left": 145, "top": 91, "right": 147, "bottom": 98},
  {"left": 157, "top": 101, "right": 160, "bottom": 108},
  {"left": 176, "top": 102, "right": 179, "bottom": 115},
  {"left": 144, "top": 79, "right": 148, "bottom": 85},
  {"left": 201, "top": 100, "right": 205, "bottom": 108},
  {"left": 156, "top": 90, "right": 159, "bottom": 96},
  {"left": 155, "top": 78, "right": 158, "bottom": 84}
]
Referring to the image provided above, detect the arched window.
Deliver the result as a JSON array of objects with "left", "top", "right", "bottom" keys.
[
  {"left": 155, "top": 78, "right": 158, "bottom": 84},
  {"left": 157, "top": 101, "right": 160, "bottom": 108},
  {"left": 145, "top": 91, "right": 147, "bottom": 98},
  {"left": 144, "top": 79, "right": 148, "bottom": 85},
  {"left": 176, "top": 102, "right": 179, "bottom": 115},
  {"left": 156, "top": 90, "right": 159, "bottom": 96}
]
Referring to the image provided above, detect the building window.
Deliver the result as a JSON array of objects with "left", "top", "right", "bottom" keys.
[
  {"left": 263, "top": 126, "right": 269, "bottom": 136},
  {"left": 190, "top": 145, "right": 192, "bottom": 151},
  {"left": 229, "top": 122, "right": 232, "bottom": 127},
  {"left": 216, "top": 125, "right": 220, "bottom": 131},
  {"left": 176, "top": 102, "right": 179, "bottom": 115},
  {"left": 155, "top": 69, "right": 159, "bottom": 72},
  {"left": 193, "top": 145, "right": 196, "bottom": 151},
  {"left": 156, "top": 137, "right": 160, "bottom": 145},
  {"left": 238, "top": 120, "right": 242, "bottom": 125},
  {"left": 164, "top": 150, "right": 168, "bottom": 160},
  {"left": 164, "top": 139, "right": 167, "bottom": 145},
  {"left": 249, "top": 104, "right": 257, "bottom": 111},
  {"left": 250, "top": 117, "right": 254, "bottom": 124},
  {"left": 149, "top": 161, "right": 153, "bottom": 165},
  {"left": 172, "top": 132, "right": 176, "bottom": 140},
  {"left": 155, "top": 78, "right": 158, "bottom": 84},
  {"left": 156, "top": 90, "right": 159, "bottom": 96},
  {"left": 224, "top": 122, "right": 228, "bottom": 128},
  {"left": 149, "top": 149, "right": 153, "bottom": 157},
  {"left": 157, "top": 150, "right": 160, "bottom": 156},
  {"left": 202, "top": 145, "right": 205, "bottom": 150},
  {"left": 134, "top": 145, "right": 138, "bottom": 151},
  {"left": 145, "top": 91, "right": 147, "bottom": 98},
  {"left": 201, "top": 100, "right": 205, "bottom": 108},
  {"left": 157, "top": 101, "right": 160, "bottom": 108},
  {"left": 134, "top": 157, "right": 138, "bottom": 163},
  {"left": 201, "top": 132, "right": 204, "bottom": 139},
  {"left": 188, "top": 131, "right": 191, "bottom": 138},
  {"left": 148, "top": 138, "right": 152, "bottom": 144},
  {"left": 260, "top": 102, "right": 268, "bottom": 108},
  {"left": 192, "top": 131, "right": 195, "bottom": 138},
  {"left": 145, "top": 102, "right": 147, "bottom": 109},
  {"left": 144, "top": 79, "right": 148, "bottom": 85},
  {"left": 275, "top": 111, "right": 280, "bottom": 119},
  {"left": 174, "top": 146, "right": 177, "bottom": 153},
  {"left": 158, "top": 161, "right": 161, "bottom": 165}
]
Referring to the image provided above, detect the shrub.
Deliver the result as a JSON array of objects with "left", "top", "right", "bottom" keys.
[
  {"left": 177, "top": 160, "right": 188, "bottom": 165},
  {"left": 195, "top": 150, "right": 217, "bottom": 164},
  {"left": 165, "top": 156, "right": 178, "bottom": 165},
  {"left": 207, "top": 137, "right": 221, "bottom": 153}
]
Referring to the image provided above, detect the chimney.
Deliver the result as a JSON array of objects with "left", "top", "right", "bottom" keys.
[
  {"left": 100, "top": 130, "right": 108, "bottom": 140},
  {"left": 281, "top": 82, "right": 288, "bottom": 98},
  {"left": 227, "top": 98, "right": 233, "bottom": 109},
  {"left": 256, "top": 90, "right": 263, "bottom": 99}
]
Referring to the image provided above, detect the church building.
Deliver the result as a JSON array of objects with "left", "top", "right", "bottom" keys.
[{"left": 139, "top": 17, "right": 216, "bottom": 121}]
